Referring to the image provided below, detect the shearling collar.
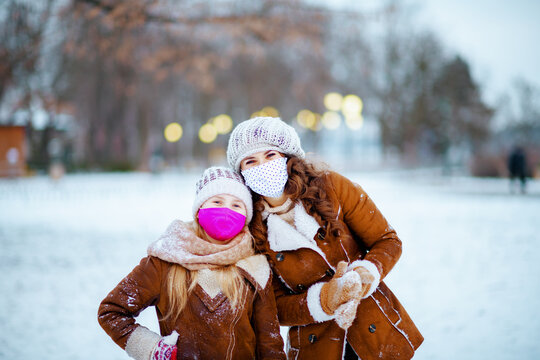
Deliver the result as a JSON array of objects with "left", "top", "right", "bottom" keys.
[{"left": 265, "top": 202, "right": 333, "bottom": 269}]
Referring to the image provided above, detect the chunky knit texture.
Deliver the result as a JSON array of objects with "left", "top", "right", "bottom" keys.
[
  {"left": 192, "top": 166, "right": 253, "bottom": 222},
  {"left": 147, "top": 220, "right": 254, "bottom": 271},
  {"left": 227, "top": 117, "right": 305, "bottom": 171}
]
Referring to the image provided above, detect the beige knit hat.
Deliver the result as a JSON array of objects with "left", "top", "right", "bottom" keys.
[
  {"left": 227, "top": 117, "right": 305, "bottom": 171},
  {"left": 192, "top": 166, "right": 253, "bottom": 222}
]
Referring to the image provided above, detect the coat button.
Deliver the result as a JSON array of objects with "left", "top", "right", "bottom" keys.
[
  {"left": 296, "top": 284, "right": 305, "bottom": 291},
  {"left": 325, "top": 268, "right": 335, "bottom": 277},
  {"left": 308, "top": 334, "right": 317, "bottom": 343},
  {"left": 276, "top": 253, "right": 284, "bottom": 262},
  {"left": 369, "top": 324, "right": 376, "bottom": 333},
  {"left": 316, "top": 228, "right": 326, "bottom": 240}
]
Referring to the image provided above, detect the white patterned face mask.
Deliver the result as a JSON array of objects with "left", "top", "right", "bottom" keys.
[{"left": 241, "top": 157, "right": 288, "bottom": 198}]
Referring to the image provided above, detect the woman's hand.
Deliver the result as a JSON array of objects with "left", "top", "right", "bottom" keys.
[
  {"left": 320, "top": 261, "right": 362, "bottom": 315},
  {"left": 352, "top": 266, "right": 376, "bottom": 298}
]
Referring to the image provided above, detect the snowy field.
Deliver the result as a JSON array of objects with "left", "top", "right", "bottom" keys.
[{"left": 1, "top": 170, "right": 539, "bottom": 360}]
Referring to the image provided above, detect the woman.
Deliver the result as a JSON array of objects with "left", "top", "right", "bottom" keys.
[
  {"left": 227, "top": 117, "right": 423, "bottom": 360},
  {"left": 98, "top": 167, "right": 286, "bottom": 360}
]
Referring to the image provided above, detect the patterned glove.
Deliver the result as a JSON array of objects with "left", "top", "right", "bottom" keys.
[
  {"left": 152, "top": 331, "right": 179, "bottom": 360},
  {"left": 152, "top": 340, "right": 177, "bottom": 360},
  {"left": 320, "top": 261, "right": 362, "bottom": 315}
]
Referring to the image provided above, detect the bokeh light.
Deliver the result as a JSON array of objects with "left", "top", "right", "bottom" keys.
[
  {"left": 164, "top": 122, "right": 183, "bottom": 142},
  {"left": 345, "top": 114, "right": 364, "bottom": 130},
  {"left": 261, "top": 106, "right": 280, "bottom": 117},
  {"left": 341, "top": 94, "right": 363, "bottom": 117},
  {"left": 297, "top": 109, "right": 316, "bottom": 129},
  {"left": 324, "top": 92, "right": 343, "bottom": 111},
  {"left": 212, "top": 114, "right": 233, "bottom": 134},
  {"left": 199, "top": 123, "right": 217, "bottom": 143},
  {"left": 310, "top": 113, "right": 323, "bottom": 131},
  {"left": 251, "top": 106, "right": 280, "bottom": 118},
  {"left": 321, "top": 111, "right": 342, "bottom": 130}
]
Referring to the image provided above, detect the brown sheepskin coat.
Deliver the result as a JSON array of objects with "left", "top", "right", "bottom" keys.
[
  {"left": 98, "top": 253, "right": 286, "bottom": 359},
  {"left": 255, "top": 171, "right": 424, "bottom": 360}
]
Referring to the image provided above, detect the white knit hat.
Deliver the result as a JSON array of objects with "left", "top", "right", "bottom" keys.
[
  {"left": 192, "top": 166, "right": 253, "bottom": 223},
  {"left": 227, "top": 117, "right": 305, "bottom": 171}
]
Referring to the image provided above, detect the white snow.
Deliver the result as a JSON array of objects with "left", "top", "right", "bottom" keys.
[{"left": 1, "top": 171, "right": 539, "bottom": 359}]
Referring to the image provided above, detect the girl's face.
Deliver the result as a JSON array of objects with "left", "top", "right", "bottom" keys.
[
  {"left": 200, "top": 194, "right": 247, "bottom": 217},
  {"left": 240, "top": 150, "right": 284, "bottom": 171}
]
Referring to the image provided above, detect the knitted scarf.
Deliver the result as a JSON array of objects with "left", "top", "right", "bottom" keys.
[{"left": 147, "top": 220, "right": 254, "bottom": 270}]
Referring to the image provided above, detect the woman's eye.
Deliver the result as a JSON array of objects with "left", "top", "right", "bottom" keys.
[{"left": 267, "top": 153, "right": 276, "bottom": 158}]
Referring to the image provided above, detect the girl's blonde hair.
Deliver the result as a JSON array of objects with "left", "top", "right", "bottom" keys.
[{"left": 163, "top": 221, "right": 248, "bottom": 322}]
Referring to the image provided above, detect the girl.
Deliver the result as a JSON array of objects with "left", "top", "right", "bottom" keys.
[
  {"left": 226, "top": 117, "right": 424, "bottom": 360},
  {"left": 98, "top": 167, "right": 286, "bottom": 360}
]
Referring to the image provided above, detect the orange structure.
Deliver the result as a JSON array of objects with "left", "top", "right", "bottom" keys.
[{"left": 0, "top": 126, "right": 26, "bottom": 177}]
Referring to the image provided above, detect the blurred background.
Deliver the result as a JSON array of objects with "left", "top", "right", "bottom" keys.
[
  {"left": 1, "top": 0, "right": 538, "bottom": 176},
  {"left": 1, "top": 0, "right": 540, "bottom": 359}
]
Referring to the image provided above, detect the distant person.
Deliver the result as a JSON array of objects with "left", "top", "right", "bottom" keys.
[
  {"left": 227, "top": 117, "right": 423, "bottom": 359},
  {"left": 508, "top": 146, "right": 528, "bottom": 194},
  {"left": 98, "top": 167, "right": 285, "bottom": 360}
]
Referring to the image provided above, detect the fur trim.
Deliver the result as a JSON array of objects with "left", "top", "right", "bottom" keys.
[
  {"left": 348, "top": 259, "right": 381, "bottom": 299},
  {"left": 236, "top": 254, "right": 271, "bottom": 289},
  {"left": 293, "top": 202, "right": 320, "bottom": 240},
  {"left": 197, "top": 269, "right": 222, "bottom": 298},
  {"left": 125, "top": 326, "right": 161, "bottom": 360},
  {"left": 306, "top": 282, "right": 335, "bottom": 322},
  {"left": 266, "top": 204, "right": 332, "bottom": 269}
]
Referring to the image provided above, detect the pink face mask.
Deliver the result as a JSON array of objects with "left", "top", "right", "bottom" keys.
[{"left": 197, "top": 207, "right": 246, "bottom": 241}]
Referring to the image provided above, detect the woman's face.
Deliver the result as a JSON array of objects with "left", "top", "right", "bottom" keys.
[
  {"left": 239, "top": 150, "right": 285, "bottom": 171},
  {"left": 200, "top": 194, "right": 247, "bottom": 217}
]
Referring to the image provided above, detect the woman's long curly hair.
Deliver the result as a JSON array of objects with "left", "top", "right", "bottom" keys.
[{"left": 249, "top": 156, "right": 345, "bottom": 250}]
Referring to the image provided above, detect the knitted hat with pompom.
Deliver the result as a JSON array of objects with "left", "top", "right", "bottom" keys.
[
  {"left": 192, "top": 166, "right": 253, "bottom": 223},
  {"left": 227, "top": 117, "right": 305, "bottom": 171}
]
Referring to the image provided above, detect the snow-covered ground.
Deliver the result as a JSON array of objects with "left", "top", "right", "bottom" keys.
[{"left": 1, "top": 171, "right": 539, "bottom": 359}]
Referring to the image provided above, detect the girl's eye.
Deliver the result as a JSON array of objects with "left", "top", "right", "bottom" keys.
[
  {"left": 267, "top": 153, "right": 276, "bottom": 158},
  {"left": 233, "top": 204, "right": 240, "bottom": 208},
  {"left": 245, "top": 159, "right": 255, "bottom": 165}
]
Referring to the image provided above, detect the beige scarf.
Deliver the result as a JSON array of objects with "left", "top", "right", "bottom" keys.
[{"left": 147, "top": 220, "right": 254, "bottom": 270}]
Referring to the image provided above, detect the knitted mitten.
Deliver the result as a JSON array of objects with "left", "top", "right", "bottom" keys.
[
  {"left": 334, "top": 297, "right": 360, "bottom": 330},
  {"left": 353, "top": 266, "right": 376, "bottom": 298},
  {"left": 320, "top": 261, "right": 362, "bottom": 315},
  {"left": 152, "top": 331, "right": 179, "bottom": 360}
]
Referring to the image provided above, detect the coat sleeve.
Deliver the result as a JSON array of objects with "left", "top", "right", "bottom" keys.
[
  {"left": 251, "top": 277, "right": 287, "bottom": 359},
  {"left": 328, "top": 171, "right": 402, "bottom": 280},
  {"left": 97, "top": 256, "right": 164, "bottom": 350},
  {"left": 270, "top": 273, "right": 334, "bottom": 327}
]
